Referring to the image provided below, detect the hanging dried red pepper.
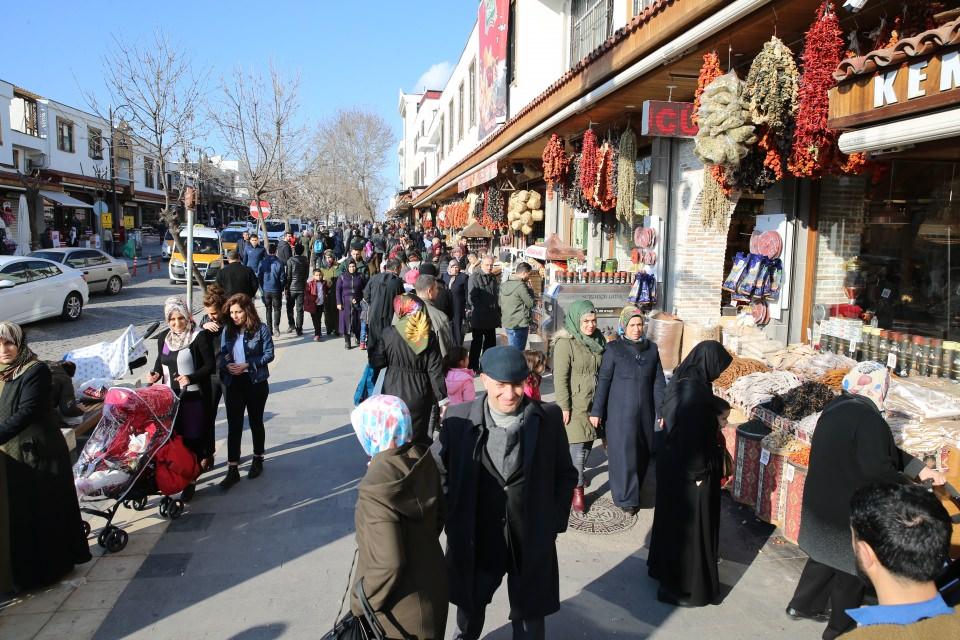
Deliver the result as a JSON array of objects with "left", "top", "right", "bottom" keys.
[
  {"left": 694, "top": 52, "right": 723, "bottom": 125},
  {"left": 542, "top": 134, "right": 569, "bottom": 200},
  {"left": 579, "top": 129, "right": 599, "bottom": 201}
]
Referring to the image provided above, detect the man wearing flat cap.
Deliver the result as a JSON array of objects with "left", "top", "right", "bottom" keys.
[{"left": 433, "top": 346, "right": 578, "bottom": 640}]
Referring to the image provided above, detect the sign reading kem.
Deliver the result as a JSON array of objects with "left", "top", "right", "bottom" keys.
[{"left": 641, "top": 101, "right": 698, "bottom": 138}]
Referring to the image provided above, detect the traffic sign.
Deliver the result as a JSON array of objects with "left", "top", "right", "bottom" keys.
[{"left": 249, "top": 200, "right": 271, "bottom": 219}]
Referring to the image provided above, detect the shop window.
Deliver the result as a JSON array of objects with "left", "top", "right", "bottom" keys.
[
  {"left": 812, "top": 162, "right": 960, "bottom": 340},
  {"left": 57, "top": 118, "right": 75, "bottom": 153},
  {"left": 570, "top": 0, "right": 614, "bottom": 67},
  {"left": 144, "top": 158, "right": 155, "bottom": 189},
  {"left": 469, "top": 59, "right": 477, "bottom": 128},
  {"left": 458, "top": 81, "right": 465, "bottom": 142},
  {"left": 88, "top": 127, "right": 103, "bottom": 159},
  {"left": 448, "top": 99, "right": 455, "bottom": 152}
]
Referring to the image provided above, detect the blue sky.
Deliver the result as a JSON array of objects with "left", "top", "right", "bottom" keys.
[{"left": 3, "top": 0, "right": 477, "bottom": 192}]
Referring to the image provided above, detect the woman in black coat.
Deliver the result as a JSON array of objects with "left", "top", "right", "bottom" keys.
[
  {"left": 0, "top": 321, "right": 91, "bottom": 592},
  {"left": 787, "top": 361, "right": 945, "bottom": 639},
  {"left": 647, "top": 340, "right": 732, "bottom": 607},
  {"left": 590, "top": 307, "right": 665, "bottom": 514},
  {"left": 442, "top": 260, "right": 469, "bottom": 347},
  {"left": 369, "top": 294, "right": 447, "bottom": 444}
]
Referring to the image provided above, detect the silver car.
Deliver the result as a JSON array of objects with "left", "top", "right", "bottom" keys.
[{"left": 29, "top": 248, "right": 131, "bottom": 295}]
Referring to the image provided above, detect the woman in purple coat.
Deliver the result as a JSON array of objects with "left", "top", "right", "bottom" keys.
[{"left": 336, "top": 260, "right": 363, "bottom": 349}]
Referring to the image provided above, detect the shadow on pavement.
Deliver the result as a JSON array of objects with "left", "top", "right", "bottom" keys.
[{"left": 226, "top": 623, "right": 287, "bottom": 639}]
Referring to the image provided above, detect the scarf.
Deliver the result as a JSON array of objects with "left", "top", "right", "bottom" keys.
[
  {"left": 163, "top": 296, "right": 195, "bottom": 351},
  {"left": 841, "top": 360, "right": 890, "bottom": 411},
  {"left": 392, "top": 294, "right": 431, "bottom": 355},
  {"left": 618, "top": 305, "right": 644, "bottom": 338},
  {"left": 661, "top": 340, "right": 732, "bottom": 432},
  {"left": 0, "top": 322, "right": 39, "bottom": 383},
  {"left": 351, "top": 394, "right": 413, "bottom": 457},
  {"left": 563, "top": 299, "right": 606, "bottom": 355}
]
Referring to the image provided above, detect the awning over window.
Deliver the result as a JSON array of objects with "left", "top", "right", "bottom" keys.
[{"left": 40, "top": 190, "right": 94, "bottom": 208}]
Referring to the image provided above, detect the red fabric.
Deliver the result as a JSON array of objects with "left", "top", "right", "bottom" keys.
[
  {"left": 154, "top": 435, "right": 200, "bottom": 495},
  {"left": 304, "top": 279, "right": 320, "bottom": 313}
]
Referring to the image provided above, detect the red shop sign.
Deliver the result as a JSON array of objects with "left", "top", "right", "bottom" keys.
[{"left": 641, "top": 100, "right": 698, "bottom": 138}]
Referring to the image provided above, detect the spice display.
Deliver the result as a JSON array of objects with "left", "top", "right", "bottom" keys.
[
  {"left": 788, "top": 445, "right": 811, "bottom": 468},
  {"left": 616, "top": 127, "right": 638, "bottom": 223},
  {"left": 789, "top": 351, "right": 857, "bottom": 378},
  {"left": 542, "top": 134, "right": 569, "bottom": 200},
  {"left": 579, "top": 129, "right": 599, "bottom": 201},
  {"left": 817, "top": 368, "right": 850, "bottom": 390},
  {"left": 714, "top": 356, "right": 771, "bottom": 389},
  {"left": 694, "top": 72, "right": 757, "bottom": 169},
  {"left": 763, "top": 381, "right": 837, "bottom": 420},
  {"left": 761, "top": 429, "right": 804, "bottom": 454},
  {"left": 726, "top": 370, "right": 802, "bottom": 413}
]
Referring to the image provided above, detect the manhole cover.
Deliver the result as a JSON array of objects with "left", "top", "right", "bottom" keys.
[{"left": 568, "top": 495, "right": 638, "bottom": 534}]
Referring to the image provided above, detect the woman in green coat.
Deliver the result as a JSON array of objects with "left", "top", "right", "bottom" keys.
[
  {"left": 552, "top": 300, "right": 605, "bottom": 513},
  {"left": 0, "top": 321, "right": 91, "bottom": 592}
]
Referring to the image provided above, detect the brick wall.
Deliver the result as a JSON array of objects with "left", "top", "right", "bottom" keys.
[
  {"left": 813, "top": 175, "right": 867, "bottom": 306},
  {"left": 668, "top": 140, "right": 737, "bottom": 326}
]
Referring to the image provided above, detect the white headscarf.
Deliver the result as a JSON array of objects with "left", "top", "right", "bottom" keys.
[{"left": 163, "top": 296, "right": 195, "bottom": 351}]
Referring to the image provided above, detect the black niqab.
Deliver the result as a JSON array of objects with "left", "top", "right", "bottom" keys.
[{"left": 661, "top": 340, "right": 731, "bottom": 431}]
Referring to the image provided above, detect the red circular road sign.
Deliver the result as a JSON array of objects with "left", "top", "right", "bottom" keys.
[{"left": 249, "top": 200, "right": 271, "bottom": 219}]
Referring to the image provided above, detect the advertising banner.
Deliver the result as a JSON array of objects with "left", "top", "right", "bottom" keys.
[{"left": 478, "top": 0, "right": 509, "bottom": 140}]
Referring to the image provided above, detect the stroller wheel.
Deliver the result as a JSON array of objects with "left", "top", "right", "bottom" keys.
[
  {"left": 167, "top": 500, "right": 185, "bottom": 519},
  {"left": 97, "top": 529, "right": 109, "bottom": 547},
  {"left": 132, "top": 496, "right": 149, "bottom": 511},
  {"left": 82, "top": 520, "right": 91, "bottom": 538},
  {"left": 105, "top": 528, "right": 128, "bottom": 553},
  {"left": 158, "top": 497, "right": 170, "bottom": 519}
]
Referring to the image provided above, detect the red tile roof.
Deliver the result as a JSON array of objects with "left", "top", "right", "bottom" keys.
[{"left": 833, "top": 17, "right": 960, "bottom": 82}]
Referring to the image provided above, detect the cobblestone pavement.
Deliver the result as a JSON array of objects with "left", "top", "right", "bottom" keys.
[{"left": 27, "top": 244, "right": 201, "bottom": 361}]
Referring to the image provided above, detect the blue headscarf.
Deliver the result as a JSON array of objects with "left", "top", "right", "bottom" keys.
[{"left": 350, "top": 394, "right": 413, "bottom": 457}]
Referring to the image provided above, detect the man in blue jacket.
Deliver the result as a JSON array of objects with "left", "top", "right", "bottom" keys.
[
  {"left": 257, "top": 243, "right": 286, "bottom": 336},
  {"left": 244, "top": 233, "right": 266, "bottom": 273}
]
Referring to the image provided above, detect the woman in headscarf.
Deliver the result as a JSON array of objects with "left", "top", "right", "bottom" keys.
[
  {"left": 0, "top": 321, "right": 91, "bottom": 592},
  {"left": 552, "top": 300, "right": 606, "bottom": 513},
  {"left": 336, "top": 259, "right": 364, "bottom": 349},
  {"left": 316, "top": 249, "right": 340, "bottom": 337},
  {"left": 350, "top": 395, "right": 447, "bottom": 639},
  {"left": 369, "top": 294, "right": 447, "bottom": 444},
  {"left": 147, "top": 296, "right": 214, "bottom": 501},
  {"left": 786, "top": 361, "right": 946, "bottom": 640},
  {"left": 589, "top": 306, "right": 666, "bottom": 515},
  {"left": 647, "top": 340, "right": 732, "bottom": 607}
]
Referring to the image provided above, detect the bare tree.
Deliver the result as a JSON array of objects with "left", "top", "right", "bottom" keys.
[
  {"left": 210, "top": 65, "right": 301, "bottom": 243},
  {"left": 314, "top": 109, "right": 394, "bottom": 222},
  {"left": 14, "top": 168, "right": 54, "bottom": 251},
  {"left": 87, "top": 30, "right": 207, "bottom": 290}
]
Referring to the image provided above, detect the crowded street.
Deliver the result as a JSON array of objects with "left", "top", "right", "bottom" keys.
[{"left": 4, "top": 1, "right": 960, "bottom": 639}]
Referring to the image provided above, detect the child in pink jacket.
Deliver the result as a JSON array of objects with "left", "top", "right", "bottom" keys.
[{"left": 444, "top": 347, "right": 476, "bottom": 406}]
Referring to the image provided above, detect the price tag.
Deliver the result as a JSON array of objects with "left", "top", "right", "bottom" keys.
[
  {"left": 848, "top": 339, "right": 858, "bottom": 354},
  {"left": 760, "top": 449, "right": 771, "bottom": 466},
  {"left": 887, "top": 353, "right": 897, "bottom": 369},
  {"left": 881, "top": 288, "right": 891, "bottom": 299},
  {"left": 785, "top": 464, "right": 795, "bottom": 482}
]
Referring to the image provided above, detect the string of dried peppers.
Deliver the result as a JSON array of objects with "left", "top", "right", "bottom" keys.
[{"left": 542, "top": 134, "right": 569, "bottom": 200}]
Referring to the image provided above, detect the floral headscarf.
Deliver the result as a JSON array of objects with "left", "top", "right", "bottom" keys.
[
  {"left": 163, "top": 296, "right": 195, "bottom": 351},
  {"left": 842, "top": 361, "right": 890, "bottom": 411},
  {"left": 618, "top": 305, "right": 644, "bottom": 339},
  {"left": 351, "top": 394, "right": 413, "bottom": 457},
  {"left": 563, "top": 299, "right": 606, "bottom": 355},
  {"left": 392, "top": 294, "right": 432, "bottom": 354}
]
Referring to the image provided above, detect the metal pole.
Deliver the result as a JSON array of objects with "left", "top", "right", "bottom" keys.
[
  {"left": 186, "top": 207, "right": 195, "bottom": 312},
  {"left": 109, "top": 107, "right": 120, "bottom": 256}
]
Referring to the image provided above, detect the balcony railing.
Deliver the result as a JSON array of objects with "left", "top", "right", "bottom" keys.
[{"left": 570, "top": 0, "right": 614, "bottom": 67}]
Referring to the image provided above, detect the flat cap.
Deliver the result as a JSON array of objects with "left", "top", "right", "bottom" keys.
[
  {"left": 480, "top": 346, "right": 530, "bottom": 383},
  {"left": 350, "top": 237, "right": 366, "bottom": 250}
]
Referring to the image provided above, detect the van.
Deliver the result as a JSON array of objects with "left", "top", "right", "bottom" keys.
[{"left": 168, "top": 225, "right": 223, "bottom": 284}]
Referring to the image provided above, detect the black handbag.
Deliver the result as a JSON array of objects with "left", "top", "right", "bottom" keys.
[{"left": 322, "top": 550, "right": 386, "bottom": 640}]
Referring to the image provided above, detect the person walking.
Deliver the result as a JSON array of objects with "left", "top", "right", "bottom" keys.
[
  {"left": 146, "top": 296, "right": 214, "bottom": 501},
  {"left": 215, "top": 250, "right": 259, "bottom": 298},
  {"left": 552, "top": 300, "right": 605, "bottom": 513},
  {"left": 363, "top": 257, "right": 405, "bottom": 358},
  {"left": 276, "top": 232, "right": 292, "bottom": 265},
  {"left": 589, "top": 307, "right": 665, "bottom": 515},
  {"left": 304, "top": 268, "right": 325, "bottom": 341},
  {"left": 499, "top": 262, "right": 535, "bottom": 351},
  {"left": 337, "top": 260, "right": 364, "bottom": 349},
  {"left": 243, "top": 233, "right": 265, "bottom": 273},
  {"left": 369, "top": 294, "right": 447, "bottom": 444},
  {"left": 316, "top": 250, "right": 340, "bottom": 337},
  {"left": 236, "top": 230, "right": 251, "bottom": 264},
  {"left": 350, "top": 395, "right": 448, "bottom": 639},
  {"left": 443, "top": 259, "right": 469, "bottom": 347},
  {"left": 416, "top": 274, "right": 453, "bottom": 359},
  {"left": 434, "top": 346, "right": 578, "bottom": 640},
  {"left": 647, "top": 340, "right": 732, "bottom": 607},
  {"left": 284, "top": 243, "right": 309, "bottom": 335},
  {"left": 257, "top": 243, "right": 286, "bottom": 337},
  {"left": 418, "top": 263, "right": 451, "bottom": 316},
  {"left": 786, "top": 361, "right": 945, "bottom": 639},
  {"left": 0, "top": 321, "right": 91, "bottom": 592},
  {"left": 467, "top": 255, "right": 501, "bottom": 372},
  {"left": 218, "top": 294, "right": 274, "bottom": 490}
]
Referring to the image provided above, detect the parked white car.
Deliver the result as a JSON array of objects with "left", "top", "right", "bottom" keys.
[
  {"left": 30, "top": 248, "right": 131, "bottom": 295},
  {"left": 0, "top": 255, "right": 89, "bottom": 323}
]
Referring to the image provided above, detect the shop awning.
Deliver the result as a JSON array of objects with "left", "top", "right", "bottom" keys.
[
  {"left": 838, "top": 107, "right": 960, "bottom": 155},
  {"left": 41, "top": 190, "right": 93, "bottom": 208}
]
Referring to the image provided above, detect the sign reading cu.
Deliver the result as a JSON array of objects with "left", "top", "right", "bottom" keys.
[
  {"left": 641, "top": 101, "right": 698, "bottom": 138},
  {"left": 249, "top": 200, "right": 271, "bottom": 220}
]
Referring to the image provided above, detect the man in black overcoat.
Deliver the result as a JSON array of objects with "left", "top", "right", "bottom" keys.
[
  {"left": 442, "top": 259, "right": 469, "bottom": 347},
  {"left": 433, "top": 347, "right": 578, "bottom": 640},
  {"left": 363, "top": 257, "right": 405, "bottom": 357}
]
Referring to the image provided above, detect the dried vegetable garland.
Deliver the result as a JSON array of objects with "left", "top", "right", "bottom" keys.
[
  {"left": 701, "top": 163, "right": 734, "bottom": 232},
  {"left": 579, "top": 129, "right": 599, "bottom": 201},
  {"left": 592, "top": 141, "right": 617, "bottom": 212},
  {"left": 480, "top": 185, "right": 506, "bottom": 230},
  {"left": 694, "top": 71, "right": 756, "bottom": 168},
  {"left": 616, "top": 127, "right": 638, "bottom": 223},
  {"left": 694, "top": 52, "right": 723, "bottom": 125},
  {"left": 542, "top": 134, "right": 569, "bottom": 200}
]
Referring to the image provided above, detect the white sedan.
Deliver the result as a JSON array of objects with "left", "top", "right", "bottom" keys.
[
  {"left": 0, "top": 255, "right": 89, "bottom": 323},
  {"left": 30, "top": 248, "right": 131, "bottom": 295}
]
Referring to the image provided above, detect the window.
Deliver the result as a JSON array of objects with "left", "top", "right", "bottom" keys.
[
  {"left": 439, "top": 115, "right": 445, "bottom": 160},
  {"left": 12, "top": 150, "right": 20, "bottom": 172},
  {"left": 570, "top": 0, "right": 614, "bottom": 66},
  {"left": 0, "top": 262, "right": 30, "bottom": 285},
  {"left": 118, "top": 158, "right": 132, "bottom": 183},
  {"left": 26, "top": 261, "right": 61, "bottom": 280},
  {"left": 57, "top": 118, "right": 75, "bottom": 153},
  {"left": 11, "top": 92, "right": 40, "bottom": 137},
  {"left": 458, "top": 82, "right": 465, "bottom": 141},
  {"left": 448, "top": 99, "right": 455, "bottom": 152},
  {"left": 508, "top": 1, "right": 518, "bottom": 85},
  {"left": 469, "top": 59, "right": 477, "bottom": 129},
  {"left": 632, "top": 0, "right": 656, "bottom": 16},
  {"left": 88, "top": 127, "right": 103, "bottom": 159},
  {"left": 66, "top": 250, "right": 101, "bottom": 269},
  {"left": 144, "top": 158, "right": 155, "bottom": 189}
]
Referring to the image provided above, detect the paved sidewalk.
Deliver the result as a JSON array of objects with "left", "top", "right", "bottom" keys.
[{"left": 1, "top": 325, "right": 823, "bottom": 639}]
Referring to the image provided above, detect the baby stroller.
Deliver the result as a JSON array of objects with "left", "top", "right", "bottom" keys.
[{"left": 74, "top": 385, "right": 199, "bottom": 552}]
